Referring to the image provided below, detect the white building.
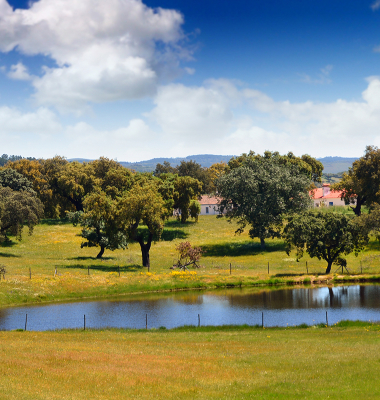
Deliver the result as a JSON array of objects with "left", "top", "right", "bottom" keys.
[
  {"left": 199, "top": 195, "right": 222, "bottom": 215},
  {"left": 310, "top": 184, "right": 349, "bottom": 207}
]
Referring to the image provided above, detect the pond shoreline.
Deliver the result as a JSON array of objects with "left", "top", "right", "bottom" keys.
[{"left": 1, "top": 273, "right": 380, "bottom": 309}]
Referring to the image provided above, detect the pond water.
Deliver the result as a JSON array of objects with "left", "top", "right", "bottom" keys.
[{"left": 1, "top": 285, "right": 380, "bottom": 331}]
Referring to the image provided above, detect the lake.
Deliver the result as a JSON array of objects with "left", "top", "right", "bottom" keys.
[{"left": 1, "top": 284, "right": 380, "bottom": 331}]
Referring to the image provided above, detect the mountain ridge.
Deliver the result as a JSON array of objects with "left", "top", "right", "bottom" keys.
[{"left": 68, "top": 154, "right": 358, "bottom": 174}]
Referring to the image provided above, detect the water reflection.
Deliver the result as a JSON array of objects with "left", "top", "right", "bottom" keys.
[{"left": 0, "top": 285, "right": 379, "bottom": 331}]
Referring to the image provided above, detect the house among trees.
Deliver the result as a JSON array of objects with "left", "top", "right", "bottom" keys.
[
  {"left": 199, "top": 195, "right": 222, "bottom": 215},
  {"left": 310, "top": 184, "right": 348, "bottom": 207}
]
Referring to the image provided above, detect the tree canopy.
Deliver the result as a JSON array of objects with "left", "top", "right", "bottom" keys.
[
  {"left": 67, "top": 191, "right": 128, "bottom": 259},
  {"left": 0, "top": 187, "right": 44, "bottom": 241},
  {"left": 283, "top": 210, "right": 368, "bottom": 273},
  {"left": 217, "top": 153, "right": 312, "bottom": 249},
  {"left": 332, "top": 145, "right": 380, "bottom": 216}
]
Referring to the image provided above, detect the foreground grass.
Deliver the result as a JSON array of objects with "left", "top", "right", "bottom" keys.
[
  {"left": 1, "top": 215, "right": 380, "bottom": 307},
  {"left": 1, "top": 323, "right": 379, "bottom": 399}
]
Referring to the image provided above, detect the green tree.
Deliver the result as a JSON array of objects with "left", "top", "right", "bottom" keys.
[
  {"left": 68, "top": 191, "right": 128, "bottom": 259},
  {"left": 117, "top": 181, "right": 166, "bottom": 270},
  {"left": 0, "top": 168, "right": 35, "bottom": 193},
  {"left": 173, "top": 176, "right": 202, "bottom": 223},
  {"left": 0, "top": 187, "right": 44, "bottom": 241},
  {"left": 227, "top": 151, "right": 323, "bottom": 184},
  {"left": 217, "top": 155, "right": 311, "bottom": 249},
  {"left": 332, "top": 146, "right": 380, "bottom": 216},
  {"left": 283, "top": 210, "right": 368, "bottom": 274}
]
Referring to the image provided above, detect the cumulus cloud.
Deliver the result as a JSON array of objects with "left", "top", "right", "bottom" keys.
[
  {"left": 146, "top": 78, "right": 380, "bottom": 158},
  {"left": 7, "top": 62, "right": 32, "bottom": 80},
  {"left": 0, "top": 0, "right": 187, "bottom": 111}
]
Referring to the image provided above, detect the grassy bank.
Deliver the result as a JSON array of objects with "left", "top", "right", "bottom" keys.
[
  {"left": 1, "top": 323, "right": 380, "bottom": 399},
  {"left": 1, "top": 215, "right": 380, "bottom": 307}
]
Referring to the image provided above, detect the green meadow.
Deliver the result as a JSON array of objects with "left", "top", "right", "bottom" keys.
[
  {"left": 1, "top": 323, "right": 380, "bottom": 399},
  {"left": 0, "top": 213, "right": 380, "bottom": 307}
]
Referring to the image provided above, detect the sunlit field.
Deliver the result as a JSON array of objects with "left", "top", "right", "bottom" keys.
[
  {"left": 0, "top": 214, "right": 380, "bottom": 306},
  {"left": 1, "top": 323, "right": 380, "bottom": 400}
]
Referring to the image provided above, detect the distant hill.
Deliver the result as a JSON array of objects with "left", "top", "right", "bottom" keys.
[
  {"left": 317, "top": 157, "right": 357, "bottom": 174},
  {"left": 69, "top": 155, "right": 234, "bottom": 172},
  {"left": 68, "top": 155, "right": 358, "bottom": 174}
]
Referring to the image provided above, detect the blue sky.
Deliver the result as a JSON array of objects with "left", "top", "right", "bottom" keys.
[{"left": 0, "top": 0, "right": 380, "bottom": 161}]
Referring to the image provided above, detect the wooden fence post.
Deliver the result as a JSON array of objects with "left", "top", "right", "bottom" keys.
[
  {"left": 146, "top": 314, "right": 148, "bottom": 330},
  {"left": 198, "top": 314, "right": 200, "bottom": 327},
  {"left": 230, "top": 263, "right": 231, "bottom": 275},
  {"left": 268, "top": 262, "right": 269, "bottom": 274},
  {"left": 25, "top": 314, "right": 28, "bottom": 331},
  {"left": 326, "top": 311, "right": 328, "bottom": 327},
  {"left": 84, "top": 314, "right": 86, "bottom": 330}
]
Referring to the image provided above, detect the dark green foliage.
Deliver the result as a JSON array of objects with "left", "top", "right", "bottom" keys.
[
  {"left": 217, "top": 153, "right": 311, "bottom": 249},
  {"left": 0, "top": 168, "right": 34, "bottom": 193},
  {"left": 0, "top": 186, "right": 44, "bottom": 241},
  {"left": 0, "top": 154, "right": 35, "bottom": 167},
  {"left": 332, "top": 146, "right": 380, "bottom": 216},
  {"left": 68, "top": 192, "right": 128, "bottom": 259},
  {"left": 283, "top": 210, "right": 369, "bottom": 273}
]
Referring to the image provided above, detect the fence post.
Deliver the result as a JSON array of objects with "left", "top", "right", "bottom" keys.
[
  {"left": 25, "top": 314, "right": 28, "bottom": 331},
  {"left": 146, "top": 314, "right": 148, "bottom": 330},
  {"left": 198, "top": 314, "right": 200, "bottom": 327},
  {"left": 268, "top": 262, "right": 269, "bottom": 274},
  {"left": 84, "top": 314, "right": 86, "bottom": 330},
  {"left": 326, "top": 311, "right": 328, "bottom": 327},
  {"left": 262, "top": 312, "right": 264, "bottom": 328},
  {"left": 230, "top": 263, "right": 231, "bottom": 275}
]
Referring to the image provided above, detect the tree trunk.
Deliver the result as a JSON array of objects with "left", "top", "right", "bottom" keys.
[
  {"left": 260, "top": 237, "right": 266, "bottom": 250},
  {"left": 325, "top": 260, "right": 333, "bottom": 274},
  {"left": 141, "top": 244, "right": 150, "bottom": 270},
  {"left": 137, "top": 233, "right": 153, "bottom": 271},
  {"left": 96, "top": 245, "right": 105, "bottom": 259}
]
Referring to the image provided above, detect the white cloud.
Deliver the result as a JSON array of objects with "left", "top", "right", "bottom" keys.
[
  {"left": 7, "top": 62, "right": 32, "bottom": 80},
  {"left": 0, "top": 0, "right": 187, "bottom": 111},
  {"left": 371, "top": 0, "right": 380, "bottom": 10},
  {"left": 146, "top": 78, "right": 380, "bottom": 158}
]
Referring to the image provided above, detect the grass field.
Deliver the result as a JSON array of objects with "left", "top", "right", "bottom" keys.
[
  {"left": 0, "top": 214, "right": 380, "bottom": 307},
  {"left": 1, "top": 323, "right": 380, "bottom": 399}
]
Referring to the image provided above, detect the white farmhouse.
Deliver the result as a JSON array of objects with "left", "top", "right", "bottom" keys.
[
  {"left": 309, "top": 183, "right": 350, "bottom": 207},
  {"left": 199, "top": 195, "right": 222, "bottom": 215}
]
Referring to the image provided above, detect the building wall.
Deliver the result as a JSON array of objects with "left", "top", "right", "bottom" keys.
[
  {"left": 200, "top": 204, "right": 220, "bottom": 215},
  {"left": 313, "top": 198, "right": 347, "bottom": 207}
]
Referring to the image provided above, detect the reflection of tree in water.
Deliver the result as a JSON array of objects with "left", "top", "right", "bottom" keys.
[{"left": 214, "top": 285, "right": 380, "bottom": 310}]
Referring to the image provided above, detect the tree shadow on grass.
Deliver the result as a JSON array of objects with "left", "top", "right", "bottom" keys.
[
  {"left": 0, "top": 239, "right": 17, "bottom": 248},
  {"left": 0, "top": 252, "right": 20, "bottom": 258},
  {"left": 68, "top": 256, "right": 116, "bottom": 261},
  {"left": 201, "top": 241, "right": 287, "bottom": 257},
  {"left": 137, "top": 226, "right": 188, "bottom": 241},
  {"left": 60, "top": 263, "right": 144, "bottom": 273},
  {"left": 40, "top": 218, "right": 72, "bottom": 226}
]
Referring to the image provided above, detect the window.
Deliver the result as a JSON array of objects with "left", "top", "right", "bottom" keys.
[
  {"left": 329, "top": 202, "right": 333, "bottom": 206},
  {"left": 206, "top": 207, "right": 209, "bottom": 214}
]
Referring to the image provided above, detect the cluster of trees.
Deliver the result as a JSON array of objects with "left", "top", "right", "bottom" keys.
[
  {"left": 215, "top": 149, "right": 380, "bottom": 273},
  {"left": 0, "top": 156, "right": 207, "bottom": 268}
]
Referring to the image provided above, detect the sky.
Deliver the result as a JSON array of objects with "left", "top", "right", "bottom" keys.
[{"left": 1, "top": 0, "right": 380, "bottom": 161}]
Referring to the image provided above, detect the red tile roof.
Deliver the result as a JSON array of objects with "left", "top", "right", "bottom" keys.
[
  {"left": 199, "top": 195, "right": 222, "bottom": 205},
  {"left": 309, "top": 187, "right": 344, "bottom": 200}
]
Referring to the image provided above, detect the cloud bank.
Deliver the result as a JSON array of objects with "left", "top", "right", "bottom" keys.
[{"left": 0, "top": 0, "right": 187, "bottom": 111}]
